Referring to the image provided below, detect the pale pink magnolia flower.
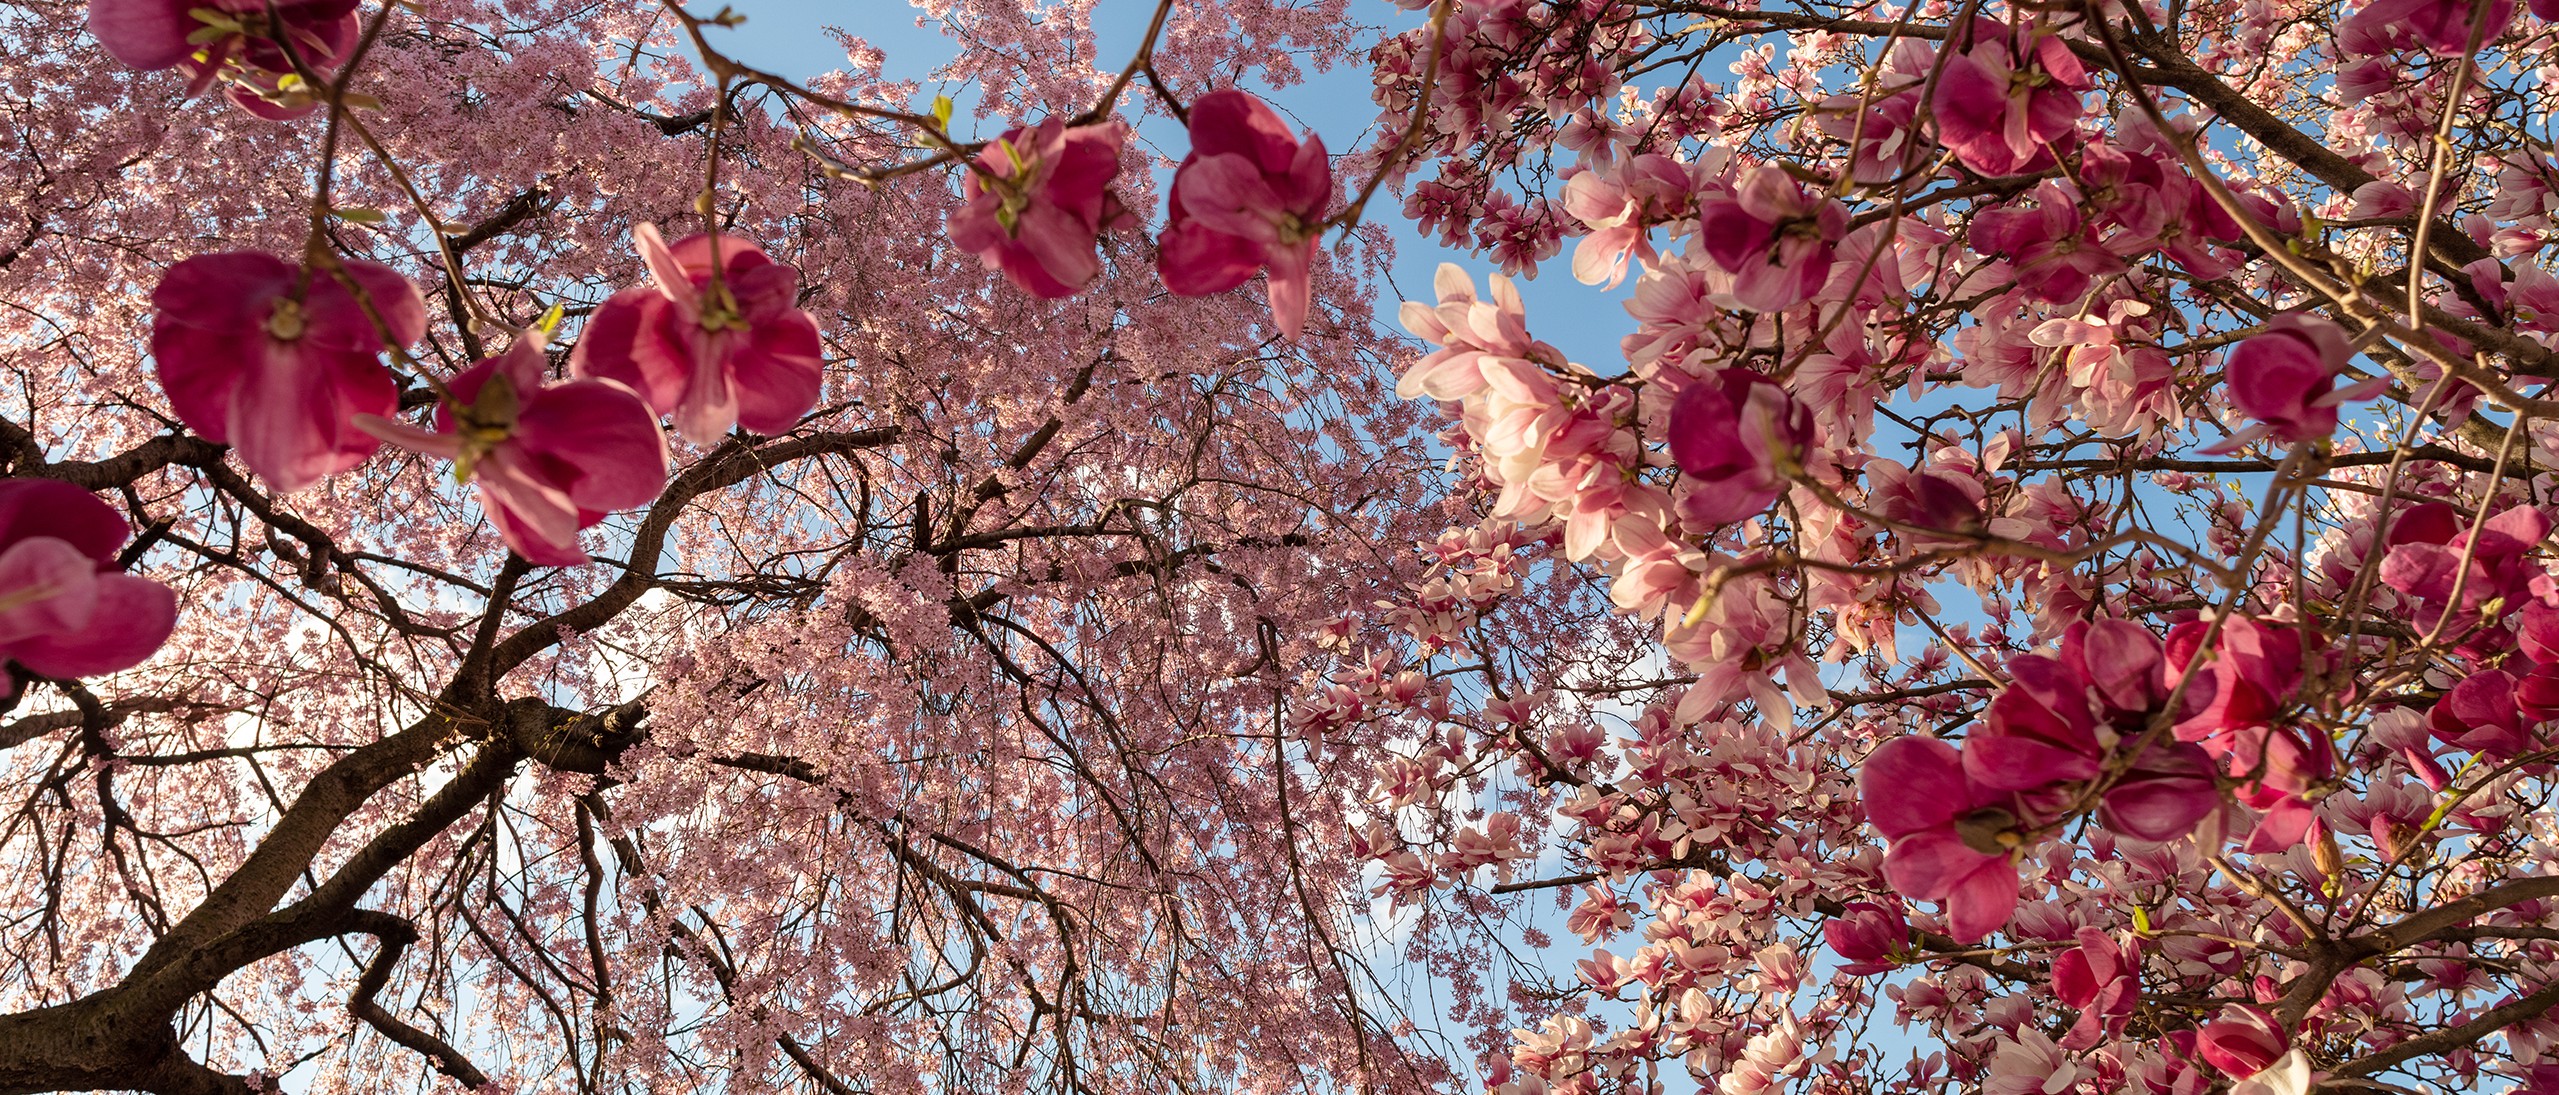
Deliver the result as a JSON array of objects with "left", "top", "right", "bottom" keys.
[
  {"left": 2207, "top": 314, "right": 2383, "bottom": 452},
  {"left": 1984, "top": 1030, "right": 2079, "bottom": 1095},
  {"left": 1567, "top": 886, "right": 1634, "bottom": 943},
  {"left": 1666, "top": 571, "right": 1827, "bottom": 728},
  {"left": 2032, "top": 299, "right": 2183, "bottom": 437},
  {"left": 1812, "top": 39, "right": 1933, "bottom": 187},
  {"left": 88, "top": 0, "right": 360, "bottom": 118},
  {"left": 1561, "top": 154, "right": 1694, "bottom": 289},
  {"left": 1159, "top": 90, "right": 1332, "bottom": 341},
  {"left": 1606, "top": 514, "right": 1702, "bottom": 618},
  {"left": 0, "top": 479, "right": 178, "bottom": 684},
  {"left": 946, "top": 119, "right": 1134, "bottom": 298},
  {"left": 571, "top": 224, "right": 825, "bottom": 446},
  {"left": 1574, "top": 949, "right": 1634, "bottom": 994},
  {"left": 359, "top": 332, "right": 669, "bottom": 566},
  {"left": 150, "top": 252, "right": 424, "bottom": 492},
  {"left": 1396, "top": 264, "right": 1560, "bottom": 400},
  {"left": 2228, "top": 1050, "right": 2313, "bottom": 1095}
]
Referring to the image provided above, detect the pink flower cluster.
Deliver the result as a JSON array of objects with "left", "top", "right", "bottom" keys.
[
  {"left": 0, "top": 480, "right": 178, "bottom": 686},
  {"left": 946, "top": 91, "right": 1331, "bottom": 341},
  {"left": 146, "top": 226, "right": 825, "bottom": 564},
  {"left": 1863, "top": 621, "right": 2218, "bottom": 941},
  {"left": 89, "top": 0, "right": 361, "bottom": 118}
]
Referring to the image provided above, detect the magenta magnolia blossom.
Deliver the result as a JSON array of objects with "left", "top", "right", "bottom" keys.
[
  {"left": 0, "top": 479, "right": 177, "bottom": 683},
  {"left": 1929, "top": 19, "right": 2090, "bottom": 177},
  {"left": 1695, "top": 165, "right": 1846, "bottom": 312},
  {"left": 2342, "top": 0, "right": 2516, "bottom": 55},
  {"left": 2052, "top": 928, "right": 2140, "bottom": 1049},
  {"left": 360, "top": 333, "right": 668, "bottom": 566},
  {"left": 947, "top": 119, "right": 1133, "bottom": 299},
  {"left": 2208, "top": 314, "right": 2378, "bottom": 452},
  {"left": 1966, "top": 621, "right": 2219, "bottom": 842},
  {"left": 2429, "top": 670, "right": 2547, "bottom": 760},
  {"left": 1820, "top": 900, "right": 1908, "bottom": 975},
  {"left": 571, "top": 224, "right": 826, "bottom": 446},
  {"left": 1860, "top": 736, "right": 2023, "bottom": 943},
  {"left": 87, "top": 0, "right": 361, "bottom": 118},
  {"left": 1159, "top": 90, "right": 1331, "bottom": 342},
  {"left": 151, "top": 252, "right": 423, "bottom": 492},
  {"left": 2380, "top": 502, "right": 2553, "bottom": 653},
  {"left": 2194, "top": 1003, "right": 2289, "bottom": 1079},
  {"left": 1666, "top": 369, "right": 1813, "bottom": 527}
]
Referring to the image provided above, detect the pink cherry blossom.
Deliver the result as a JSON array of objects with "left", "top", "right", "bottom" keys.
[
  {"left": 1860, "top": 736, "right": 2023, "bottom": 942},
  {"left": 358, "top": 333, "right": 668, "bottom": 566},
  {"left": 1159, "top": 90, "right": 1332, "bottom": 341},
  {"left": 2208, "top": 314, "right": 2381, "bottom": 452},
  {"left": 87, "top": 0, "right": 361, "bottom": 118},
  {"left": 0, "top": 479, "right": 177, "bottom": 683},
  {"left": 946, "top": 119, "right": 1133, "bottom": 299},
  {"left": 570, "top": 224, "right": 826, "bottom": 446},
  {"left": 1666, "top": 369, "right": 1813, "bottom": 527},
  {"left": 150, "top": 251, "right": 423, "bottom": 492},
  {"left": 1929, "top": 19, "right": 2090, "bottom": 177},
  {"left": 1695, "top": 164, "right": 1846, "bottom": 312}
]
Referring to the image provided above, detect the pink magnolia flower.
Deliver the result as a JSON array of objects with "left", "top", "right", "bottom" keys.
[
  {"left": 2169, "top": 616, "right": 2304, "bottom": 744},
  {"left": 1969, "top": 653, "right": 2106, "bottom": 790},
  {"left": 1967, "top": 620, "right": 2220, "bottom": 842},
  {"left": 947, "top": 119, "right": 1133, "bottom": 299},
  {"left": 1973, "top": 184, "right": 2128, "bottom": 303},
  {"left": 1159, "top": 90, "right": 1332, "bottom": 342},
  {"left": 1561, "top": 154, "right": 1693, "bottom": 289},
  {"left": 2224, "top": 722, "right": 2337, "bottom": 852},
  {"left": 2096, "top": 742, "right": 2223, "bottom": 844},
  {"left": 0, "top": 479, "right": 178, "bottom": 683},
  {"left": 1667, "top": 369, "right": 1814, "bottom": 527},
  {"left": 2342, "top": 0, "right": 2515, "bottom": 55},
  {"left": 1695, "top": 165, "right": 1846, "bottom": 312},
  {"left": 1860, "top": 736, "right": 2023, "bottom": 943},
  {"left": 150, "top": 252, "right": 423, "bottom": 492},
  {"left": 571, "top": 224, "right": 826, "bottom": 446},
  {"left": 2207, "top": 314, "right": 2382, "bottom": 452},
  {"left": 359, "top": 333, "right": 668, "bottom": 566},
  {"left": 1867, "top": 458, "right": 1988, "bottom": 547},
  {"left": 1821, "top": 900, "right": 1909, "bottom": 975},
  {"left": 2380, "top": 503, "right": 2553, "bottom": 649},
  {"left": 87, "top": 0, "right": 361, "bottom": 119},
  {"left": 2428, "top": 670, "right": 2543, "bottom": 760},
  {"left": 2053, "top": 927, "right": 2141, "bottom": 1049},
  {"left": 2195, "top": 1004, "right": 2289, "bottom": 1079},
  {"left": 1929, "top": 20, "right": 2090, "bottom": 177}
]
